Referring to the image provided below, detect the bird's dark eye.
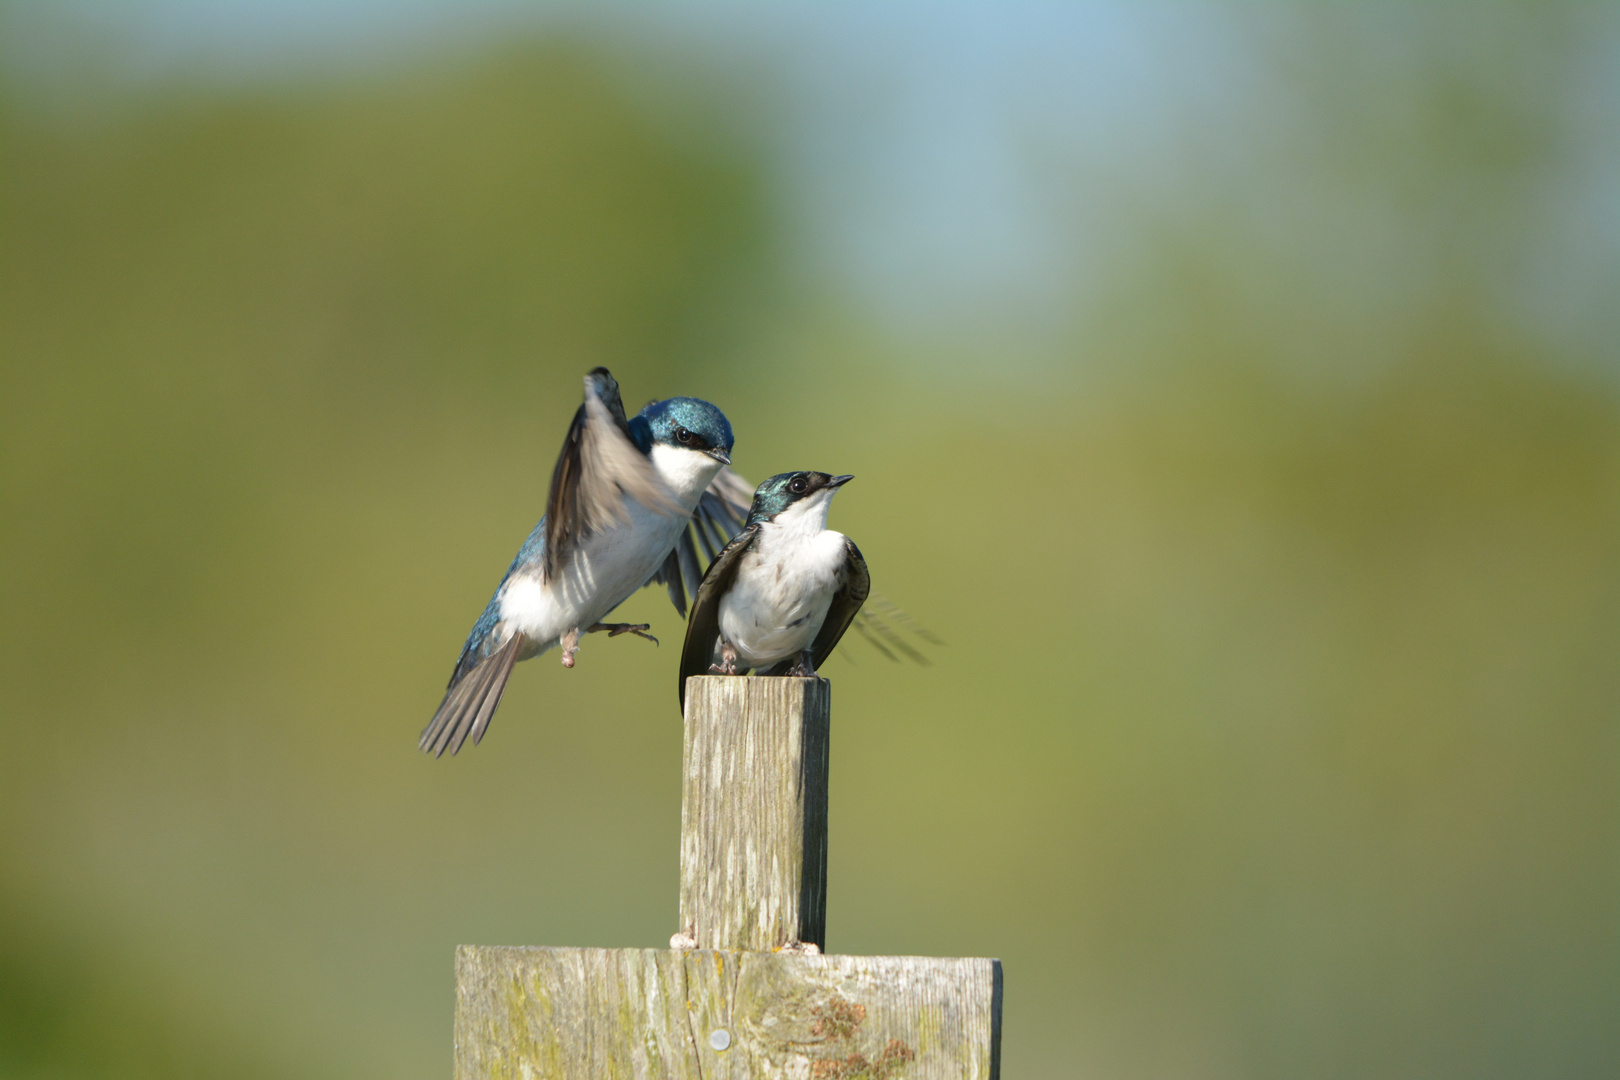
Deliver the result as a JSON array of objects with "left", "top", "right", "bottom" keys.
[
  {"left": 675, "top": 427, "right": 692, "bottom": 444},
  {"left": 789, "top": 476, "right": 808, "bottom": 494}
]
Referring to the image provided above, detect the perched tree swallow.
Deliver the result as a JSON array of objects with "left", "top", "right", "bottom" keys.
[
  {"left": 421, "top": 368, "right": 751, "bottom": 757},
  {"left": 678, "top": 471, "right": 870, "bottom": 707}
]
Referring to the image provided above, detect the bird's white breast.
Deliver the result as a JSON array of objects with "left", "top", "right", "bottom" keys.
[{"left": 719, "top": 496, "right": 847, "bottom": 668}]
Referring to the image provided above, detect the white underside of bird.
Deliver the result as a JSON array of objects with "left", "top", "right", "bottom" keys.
[
  {"left": 499, "top": 443, "right": 721, "bottom": 658},
  {"left": 718, "top": 489, "right": 849, "bottom": 668}
]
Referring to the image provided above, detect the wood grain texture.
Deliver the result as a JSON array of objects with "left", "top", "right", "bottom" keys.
[
  {"left": 680, "top": 676, "right": 831, "bottom": 951},
  {"left": 455, "top": 946, "right": 1002, "bottom": 1080}
]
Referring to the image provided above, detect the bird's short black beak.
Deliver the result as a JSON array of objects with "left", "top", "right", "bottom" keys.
[
  {"left": 707, "top": 448, "right": 732, "bottom": 466},
  {"left": 829, "top": 474, "right": 855, "bottom": 487}
]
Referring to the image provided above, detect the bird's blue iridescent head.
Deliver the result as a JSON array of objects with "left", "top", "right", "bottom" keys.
[
  {"left": 635, "top": 397, "right": 734, "bottom": 464},
  {"left": 747, "top": 471, "right": 854, "bottom": 525}
]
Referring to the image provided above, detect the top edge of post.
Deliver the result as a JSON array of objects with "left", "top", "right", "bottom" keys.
[
  {"left": 682, "top": 675, "right": 830, "bottom": 686},
  {"left": 681, "top": 674, "right": 831, "bottom": 715}
]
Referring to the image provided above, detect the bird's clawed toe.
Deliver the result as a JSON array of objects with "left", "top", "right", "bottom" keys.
[
  {"left": 708, "top": 641, "right": 740, "bottom": 676},
  {"left": 588, "top": 622, "right": 658, "bottom": 645}
]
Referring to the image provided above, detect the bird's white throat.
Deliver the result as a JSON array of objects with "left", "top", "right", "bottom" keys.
[
  {"left": 649, "top": 443, "right": 726, "bottom": 507},
  {"left": 766, "top": 488, "right": 837, "bottom": 538}
]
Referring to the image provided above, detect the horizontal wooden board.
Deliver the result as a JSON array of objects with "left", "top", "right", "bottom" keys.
[{"left": 455, "top": 946, "right": 1001, "bottom": 1080}]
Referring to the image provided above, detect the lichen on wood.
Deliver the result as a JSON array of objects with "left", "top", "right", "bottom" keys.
[{"left": 455, "top": 946, "right": 1001, "bottom": 1080}]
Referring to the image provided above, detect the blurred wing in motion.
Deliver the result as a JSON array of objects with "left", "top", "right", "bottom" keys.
[
  {"left": 544, "top": 367, "right": 683, "bottom": 582},
  {"left": 845, "top": 592, "right": 942, "bottom": 666},
  {"left": 649, "top": 466, "right": 753, "bottom": 616}
]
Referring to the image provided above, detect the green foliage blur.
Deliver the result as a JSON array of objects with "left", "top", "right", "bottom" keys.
[{"left": 2, "top": 8, "right": 1616, "bottom": 1079}]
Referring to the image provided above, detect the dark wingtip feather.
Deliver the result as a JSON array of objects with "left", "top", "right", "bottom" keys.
[
  {"left": 857, "top": 610, "right": 931, "bottom": 666},
  {"left": 868, "top": 594, "right": 946, "bottom": 646},
  {"left": 852, "top": 617, "right": 900, "bottom": 662}
]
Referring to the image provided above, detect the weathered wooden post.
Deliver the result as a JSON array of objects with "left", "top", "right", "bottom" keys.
[
  {"left": 454, "top": 677, "right": 1003, "bottom": 1078},
  {"left": 678, "top": 677, "right": 830, "bottom": 953}
]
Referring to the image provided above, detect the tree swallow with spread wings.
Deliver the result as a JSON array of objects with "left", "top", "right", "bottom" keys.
[
  {"left": 678, "top": 471, "right": 870, "bottom": 707},
  {"left": 421, "top": 367, "right": 751, "bottom": 757}
]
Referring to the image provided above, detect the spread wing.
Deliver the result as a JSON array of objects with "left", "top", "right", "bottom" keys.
[
  {"left": 677, "top": 523, "right": 760, "bottom": 708},
  {"left": 649, "top": 466, "right": 753, "bottom": 615},
  {"left": 761, "top": 536, "right": 872, "bottom": 676},
  {"left": 543, "top": 367, "right": 683, "bottom": 582}
]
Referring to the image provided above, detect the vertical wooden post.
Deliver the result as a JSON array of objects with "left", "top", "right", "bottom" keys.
[
  {"left": 452, "top": 675, "right": 1003, "bottom": 1078},
  {"left": 678, "top": 676, "right": 829, "bottom": 951}
]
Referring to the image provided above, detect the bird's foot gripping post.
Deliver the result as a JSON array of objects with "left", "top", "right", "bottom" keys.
[
  {"left": 453, "top": 676, "right": 1003, "bottom": 1079},
  {"left": 708, "top": 639, "right": 740, "bottom": 676}
]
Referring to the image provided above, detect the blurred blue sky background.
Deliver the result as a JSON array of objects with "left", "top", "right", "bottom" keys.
[{"left": 17, "top": 1, "right": 1611, "bottom": 369}]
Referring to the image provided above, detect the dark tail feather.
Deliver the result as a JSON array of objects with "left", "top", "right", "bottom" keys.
[
  {"left": 420, "top": 664, "right": 486, "bottom": 757},
  {"left": 447, "top": 667, "right": 498, "bottom": 757},
  {"left": 419, "top": 635, "right": 523, "bottom": 757},
  {"left": 419, "top": 679, "right": 463, "bottom": 756},
  {"left": 468, "top": 640, "right": 519, "bottom": 748}
]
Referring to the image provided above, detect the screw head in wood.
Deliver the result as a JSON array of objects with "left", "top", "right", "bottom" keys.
[{"left": 708, "top": 1028, "right": 731, "bottom": 1051}]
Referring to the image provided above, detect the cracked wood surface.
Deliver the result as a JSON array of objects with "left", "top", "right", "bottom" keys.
[
  {"left": 454, "top": 946, "right": 1002, "bottom": 1080},
  {"left": 680, "top": 676, "right": 830, "bottom": 951}
]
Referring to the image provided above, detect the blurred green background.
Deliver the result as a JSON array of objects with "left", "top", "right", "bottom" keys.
[{"left": 2, "top": 3, "right": 1618, "bottom": 1078}]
